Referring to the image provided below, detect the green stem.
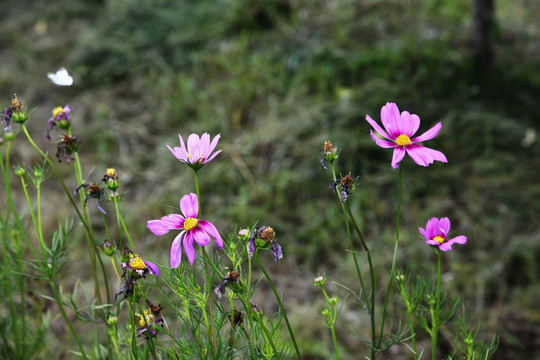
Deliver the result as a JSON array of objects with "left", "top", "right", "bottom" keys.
[
  {"left": 329, "top": 164, "right": 367, "bottom": 301},
  {"left": 1, "top": 140, "right": 13, "bottom": 219},
  {"left": 247, "top": 256, "right": 252, "bottom": 296},
  {"left": 432, "top": 249, "right": 442, "bottom": 360},
  {"left": 1, "top": 218, "right": 20, "bottom": 354},
  {"left": 113, "top": 195, "right": 134, "bottom": 249},
  {"left": 398, "top": 281, "right": 418, "bottom": 359},
  {"left": 254, "top": 248, "right": 300, "bottom": 360},
  {"left": 320, "top": 287, "right": 339, "bottom": 360},
  {"left": 109, "top": 325, "right": 122, "bottom": 360},
  {"left": 201, "top": 248, "right": 218, "bottom": 353},
  {"left": 67, "top": 130, "right": 102, "bottom": 303},
  {"left": 130, "top": 298, "right": 139, "bottom": 360},
  {"left": 193, "top": 170, "right": 201, "bottom": 214},
  {"left": 36, "top": 178, "right": 44, "bottom": 245},
  {"left": 50, "top": 281, "right": 89, "bottom": 360},
  {"left": 20, "top": 125, "right": 93, "bottom": 243},
  {"left": 237, "top": 293, "right": 275, "bottom": 359},
  {"left": 192, "top": 169, "right": 218, "bottom": 353},
  {"left": 20, "top": 176, "right": 46, "bottom": 255},
  {"left": 378, "top": 164, "right": 403, "bottom": 349},
  {"left": 345, "top": 202, "right": 376, "bottom": 356},
  {"left": 330, "top": 325, "right": 340, "bottom": 360},
  {"left": 3, "top": 141, "right": 38, "bottom": 259}
]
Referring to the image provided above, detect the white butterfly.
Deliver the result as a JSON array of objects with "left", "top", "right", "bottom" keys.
[{"left": 47, "top": 68, "right": 73, "bottom": 86}]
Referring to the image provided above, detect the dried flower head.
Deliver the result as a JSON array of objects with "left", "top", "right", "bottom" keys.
[
  {"left": 3, "top": 95, "right": 27, "bottom": 130},
  {"left": 248, "top": 225, "right": 283, "bottom": 262},
  {"left": 229, "top": 309, "right": 243, "bottom": 328},
  {"left": 75, "top": 183, "right": 107, "bottom": 214},
  {"left": 56, "top": 133, "right": 79, "bottom": 164},
  {"left": 329, "top": 173, "right": 358, "bottom": 202},
  {"left": 214, "top": 271, "right": 242, "bottom": 298},
  {"left": 320, "top": 140, "right": 338, "bottom": 170}
]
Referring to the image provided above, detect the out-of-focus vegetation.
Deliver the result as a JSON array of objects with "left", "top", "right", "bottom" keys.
[{"left": 2, "top": 0, "right": 540, "bottom": 358}]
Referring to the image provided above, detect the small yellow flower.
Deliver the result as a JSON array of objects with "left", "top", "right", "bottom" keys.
[{"left": 52, "top": 106, "right": 65, "bottom": 118}]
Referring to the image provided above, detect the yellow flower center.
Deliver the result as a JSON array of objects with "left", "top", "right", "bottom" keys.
[
  {"left": 395, "top": 134, "right": 411, "bottom": 146},
  {"left": 52, "top": 106, "right": 65, "bottom": 117},
  {"left": 184, "top": 217, "right": 198, "bottom": 231},
  {"left": 136, "top": 309, "right": 154, "bottom": 327},
  {"left": 106, "top": 168, "right": 116, "bottom": 178},
  {"left": 432, "top": 235, "right": 445, "bottom": 244},
  {"left": 129, "top": 253, "right": 146, "bottom": 270}
]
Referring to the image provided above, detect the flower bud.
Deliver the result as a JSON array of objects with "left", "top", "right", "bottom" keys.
[
  {"left": 107, "top": 316, "right": 118, "bottom": 326},
  {"left": 14, "top": 165, "right": 26, "bottom": 177},
  {"left": 238, "top": 228, "right": 250, "bottom": 241},
  {"left": 101, "top": 239, "right": 117, "bottom": 256},
  {"left": 321, "top": 308, "right": 330, "bottom": 316},
  {"left": 4, "top": 132, "right": 16, "bottom": 141},
  {"left": 313, "top": 275, "right": 326, "bottom": 287},
  {"left": 12, "top": 110, "right": 29, "bottom": 124}
]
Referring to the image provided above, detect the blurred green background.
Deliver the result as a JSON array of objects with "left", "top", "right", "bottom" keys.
[{"left": 2, "top": 0, "right": 540, "bottom": 358}]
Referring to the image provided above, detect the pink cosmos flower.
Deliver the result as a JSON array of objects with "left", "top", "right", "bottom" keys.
[
  {"left": 365, "top": 103, "right": 447, "bottom": 169},
  {"left": 167, "top": 133, "right": 222, "bottom": 170},
  {"left": 147, "top": 193, "right": 223, "bottom": 268},
  {"left": 419, "top": 217, "right": 467, "bottom": 251}
]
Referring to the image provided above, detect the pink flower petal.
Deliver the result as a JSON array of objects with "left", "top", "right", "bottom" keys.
[
  {"left": 381, "top": 102, "right": 402, "bottom": 138},
  {"left": 147, "top": 220, "right": 170, "bottom": 236},
  {"left": 167, "top": 144, "right": 189, "bottom": 162},
  {"left": 159, "top": 214, "right": 184, "bottom": 230},
  {"left": 401, "top": 111, "right": 421, "bottom": 137},
  {"left": 391, "top": 147, "right": 406, "bottom": 169},
  {"left": 438, "top": 217, "right": 451, "bottom": 236},
  {"left": 370, "top": 131, "right": 396, "bottom": 148},
  {"left": 365, "top": 114, "right": 392, "bottom": 140},
  {"left": 199, "top": 220, "right": 223, "bottom": 248},
  {"left": 178, "top": 134, "right": 187, "bottom": 152},
  {"left": 180, "top": 193, "right": 198, "bottom": 219},
  {"left": 200, "top": 133, "right": 211, "bottom": 151},
  {"left": 170, "top": 231, "right": 185, "bottom": 268},
  {"left": 412, "top": 122, "right": 442, "bottom": 142},
  {"left": 448, "top": 235, "right": 467, "bottom": 245},
  {"left": 425, "top": 217, "right": 439, "bottom": 239},
  {"left": 405, "top": 145, "right": 447, "bottom": 167},
  {"left": 438, "top": 242, "right": 453, "bottom": 251},
  {"left": 183, "top": 232, "right": 196, "bottom": 265},
  {"left": 191, "top": 227, "right": 211, "bottom": 247},
  {"left": 206, "top": 133, "right": 220, "bottom": 155},
  {"left": 204, "top": 149, "right": 222, "bottom": 163},
  {"left": 187, "top": 133, "right": 200, "bottom": 155},
  {"left": 418, "top": 227, "right": 428, "bottom": 240}
]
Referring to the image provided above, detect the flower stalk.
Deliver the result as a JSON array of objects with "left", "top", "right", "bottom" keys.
[{"left": 254, "top": 248, "right": 300, "bottom": 360}]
